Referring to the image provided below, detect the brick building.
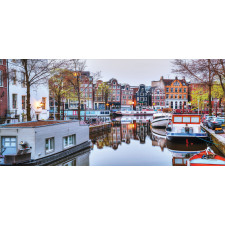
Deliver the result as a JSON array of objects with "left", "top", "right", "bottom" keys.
[
  {"left": 164, "top": 77, "right": 188, "bottom": 109},
  {"left": 152, "top": 76, "right": 188, "bottom": 110},
  {"left": 93, "top": 80, "right": 106, "bottom": 110},
  {"left": 151, "top": 87, "right": 165, "bottom": 109},
  {"left": 107, "top": 78, "right": 121, "bottom": 110},
  {"left": 0, "top": 59, "right": 8, "bottom": 120},
  {"left": 121, "top": 84, "right": 134, "bottom": 111},
  {"left": 66, "top": 71, "right": 93, "bottom": 110}
]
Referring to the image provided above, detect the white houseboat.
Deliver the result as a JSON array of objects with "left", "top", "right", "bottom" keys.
[
  {"left": 0, "top": 120, "right": 90, "bottom": 165},
  {"left": 151, "top": 113, "right": 172, "bottom": 128},
  {"left": 113, "top": 109, "right": 155, "bottom": 117},
  {"left": 166, "top": 114, "right": 208, "bottom": 142}
]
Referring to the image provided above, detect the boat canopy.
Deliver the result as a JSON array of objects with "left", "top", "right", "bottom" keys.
[{"left": 172, "top": 115, "right": 201, "bottom": 124}]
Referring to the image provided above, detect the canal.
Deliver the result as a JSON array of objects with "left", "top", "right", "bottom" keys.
[{"left": 51, "top": 116, "right": 223, "bottom": 166}]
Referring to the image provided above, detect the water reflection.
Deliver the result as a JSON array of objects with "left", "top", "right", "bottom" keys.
[
  {"left": 89, "top": 118, "right": 210, "bottom": 166},
  {"left": 50, "top": 117, "right": 222, "bottom": 166}
]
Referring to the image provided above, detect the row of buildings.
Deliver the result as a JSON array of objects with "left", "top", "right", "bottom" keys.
[{"left": 0, "top": 58, "right": 216, "bottom": 123}]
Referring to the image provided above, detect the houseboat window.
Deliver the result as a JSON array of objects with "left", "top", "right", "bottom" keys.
[
  {"left": 63, "top": 135, "right": 76, "bottom": 149},
  {"left": 45, "top": 137, "right": 54, "bottom": 154},
  {"left": 191, "top": 117, "right": 200, "bottom": 123},
  {"left": 175, "top": 158, "right": 183, "bottom": 164},
  {"left": 183, "top": 117, "right": 190, "bottom": 123},
  {"left": 174, "top": 116, "right": 182, "bottom": 123}
]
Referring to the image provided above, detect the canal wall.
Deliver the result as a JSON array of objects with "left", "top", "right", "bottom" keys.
[{"left": 201, "top": 125, "right": 225, "bottom": 155}]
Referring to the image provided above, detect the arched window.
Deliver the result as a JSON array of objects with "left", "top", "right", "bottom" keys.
[{"left": 175, "top": 101, "right": 178, "bottom": 109}]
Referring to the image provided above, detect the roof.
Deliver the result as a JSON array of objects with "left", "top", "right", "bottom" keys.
[{"left": 1, "top": 120, "right": 77, "bottom": 128}]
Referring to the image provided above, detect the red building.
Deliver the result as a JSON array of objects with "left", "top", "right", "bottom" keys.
[
  {"left": 0, "top": 59, "right": 8, "bottom": 120},
  {"left": 151, "top": 87, "right": 165, "bottom": 110}
]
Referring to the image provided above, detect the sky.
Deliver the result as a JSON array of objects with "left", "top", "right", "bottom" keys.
[{"left": 86, "top": 59, "right": 176, "bottom": 86}]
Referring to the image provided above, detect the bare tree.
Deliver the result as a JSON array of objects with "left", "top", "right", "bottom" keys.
[
  {"left": 49, "top": 69, "right": 73, "bottom": 120},
  {"left": 8, "top": 59, "right": 67, "bottom": 121},
  {"left": 172, "top": 59, "right": 215, "bottom": 115},
  {"left": 65, "top": 60, "right": 100, "bottom": 120}
]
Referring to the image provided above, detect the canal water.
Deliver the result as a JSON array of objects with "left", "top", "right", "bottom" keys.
[{"left": 53, "top": 116, "right": 223, "bottom": 166}]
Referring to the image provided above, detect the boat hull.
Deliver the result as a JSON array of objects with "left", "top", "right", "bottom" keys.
[
  {"left": 166, "top": 133, "right": 208, "bottom": 142},
  {"left": 151, "top": 118, "right": 171, "bottom": 128},
  {"left": 189, "top": 151, "right": 225, "bottom": 166}
]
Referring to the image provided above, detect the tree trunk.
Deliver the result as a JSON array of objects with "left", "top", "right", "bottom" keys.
[
  {"left": 22, "top": 60, "right": 31, "bottom": 121},
  {"left": 57, "top": 96, "right": 61, "bottom": 120},
  {"left": 208, "top": 84, "right": 212, "bottom": 116},
  {"left": 77, "top": 75, "right": 81, "bottom": 120}
]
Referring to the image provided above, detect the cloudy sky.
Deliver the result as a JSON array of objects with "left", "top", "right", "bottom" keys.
[{"left": 86, "top": 59, "right": 176, "bottom": 86}]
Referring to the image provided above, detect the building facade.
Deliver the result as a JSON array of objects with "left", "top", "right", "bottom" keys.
[
  {"left": 136, "top": 84, "right": 149, "bottom": 109},
  {"left": 67, "top": 71, "right": 94, "bottom": 110},
  {"left": 8, "top": 60, "right": 50, "bottom": 122},
  {"left": 151, "top": 87, "right": 165, "bottom": 109},
  {"left": 93, "top": 80, "right": 106, "bottom": 110},
  {"left": 164, "top": 77, "right": 188, "bottom": 109},
  {"left": 107, "top": 78, "right": 121, "bottom": 110},
  {"left": 121, "top": 84, "right": 134, "bottom": 111},
  {"left": 0, "top": 59, "right": 8, "bottom": 121}
]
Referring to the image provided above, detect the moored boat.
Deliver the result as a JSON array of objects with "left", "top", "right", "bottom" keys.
[
  {"left": 189, "top": 147, "right": 225, "bottom": 166},
  {"left": 113, "top": 110, "right": 154, "bottom": 117},
  {"left": 166, "top": 114, "right": 208, "bottom": 142},
  {"left": 151, "top": 113, "right": 171, "bottom": 128}
]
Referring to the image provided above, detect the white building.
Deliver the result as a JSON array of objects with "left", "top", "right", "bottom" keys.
[{"left": 7, "top": 60, "right": 50, "bottom": 123}]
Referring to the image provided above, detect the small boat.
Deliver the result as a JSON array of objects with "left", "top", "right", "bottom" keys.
[
  {"left": 166, "top": 114, "right": 208, "bottom": 142},
  {"left": 189, "top": 147, "right": 225, "bottom": 166},
  {"left": 113, "top": 110, "right": 154, "bottom": 117},
  {"left": 151, "top": 113, "right": 171, "bottom": 128}
]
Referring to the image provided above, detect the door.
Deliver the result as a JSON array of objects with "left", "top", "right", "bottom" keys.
[{"left": 1, "top": 137, "right": 17, "bottom": 155}]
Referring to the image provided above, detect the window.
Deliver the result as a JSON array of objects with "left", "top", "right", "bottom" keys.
[
  {"left": 123, "top": 95, "right": 126, "bottom": 99},
  {"left": 22, "top": 95, "right": 27, "bottom": 110},
  {"left": 45, "top": 137, "right": 54, "bottom": 154},
  {"left": 137, "top": 97, "right": 139, "bottom": 101},
  {"left": 157, "top": 90, "right": 160, "bottom": 94},
  {"left": 166, "top": 94, "right": 169, "bottom": 99},
  {"left": 117, "top": 90, "right": 120, "bottom": 95},
  {"left": 191, "top": 117, "right": 200, "bottom": 123},
  {"left": 171, "top": 88, "right": 173, "bottom": 92},
  {"left": 42, "top": 97, "right": 47, "bottom": 109},
  {"left": 113, "top": 85, "right": 116, "bottom": 89},
  {"left": 174, "top": 116, "right": 182, "bottom": 123},
  {"left": 183, "top": 117, "right": 190, "bottom": 123},
  {"left": 179, "top": 95, "right": 182, "bottom": 99},
  {"left": 171, "top": 95, "right": 173, "bottom": 99},
  {"left": 0, "top": 70, "right": 2, "bottom": 86},
  {"left": 117, "top": 96, "right": 119, "bottom": 101},
  {"left": 21, "top": 72, "right": 26, "bottom": 87},
  {"left": 12, "top": 94, "right": 17, "bottom": 109},
  {"left": 179, "top": 88, "right": 182, "bottom": 92},
  {"left": 175, "top": 95, "right": 178, "bottom": 99},
  {"left": 184, "top": 88, "right": 186, "bottom": 93},
  {"left": 175, "top": 88, "right": 178, "bottom": 93},
  {"left": 166, "top": 88, "right": 169, "bottom": 92},
  {"left": 63, "top": 135, "right": 76, "bottom": 149},
  {"left": 12, "top": 70, "right": 17, "bottom": 85},
  {"left": 117, "top": 85, "right": 120, "bottom": 89},
  {"left": 0, "top": 59, "right": 3, "bottom": 65}
]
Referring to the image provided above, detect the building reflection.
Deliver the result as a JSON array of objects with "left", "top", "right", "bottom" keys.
[
  {"left": 91, "top": 118, "right": 151, "bottom": 150},
  {"left": 150, "top": 128, "right": 167, "bottom": 151}
]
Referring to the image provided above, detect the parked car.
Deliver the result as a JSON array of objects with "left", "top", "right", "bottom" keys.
[
  {"left": 203, "top": 116, "right": 216, "bottom": 127},
  {"left": 207, "top": 117, "right": 225, "bottom": 130}
]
